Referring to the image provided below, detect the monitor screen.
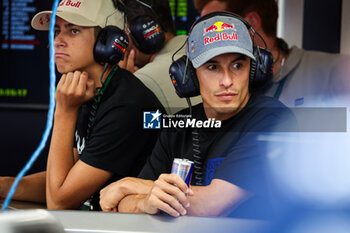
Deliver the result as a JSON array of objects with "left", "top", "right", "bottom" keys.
[
  {"left": 170, "top": 0, "right": 199, "bottom": 35},
  {"left": 0, "top": 0, "right": 55, "bottom": 109}
]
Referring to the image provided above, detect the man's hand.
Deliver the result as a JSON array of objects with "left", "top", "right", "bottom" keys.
[
  {"left": 118, "top": 49, "right": 139, "bottom": 73},
  {"left": 100, "top": 177, "right": 153, "bottom": 212},
  {"left": 99, "top": 180, "right": 126, "bottom": 212},
  {"left": 143, "top": 174, "right": 193, "bottom": 217},
  {"left": 55, "top": 71, "right": 95, "bottom": 112}
]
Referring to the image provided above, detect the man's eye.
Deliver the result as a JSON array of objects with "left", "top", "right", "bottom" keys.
[
  {"left": 233, "top": 63, "right": 243, "bottom": 69},
  {"left": 54, "top": 30, "right": 60, "bottom": 37},
  {"left": 207, "top": 64, "right": 216, "bottom": 70},
  {"left": 71, "top": 29, "right": 80, "bottom": 34}
]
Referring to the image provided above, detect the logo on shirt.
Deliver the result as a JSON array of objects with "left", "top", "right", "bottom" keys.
[
  {"left": 75, "top": 130, "right": 85, "bottom": 155},
  {"left": 294, "top": 97, "right": 304, "bottom": 106},
  {"left": 205, "top": 157, "right": 225, "bottom": 185},
  {"left": 143, "top": 110, "right": 162, "bottom": 129}
]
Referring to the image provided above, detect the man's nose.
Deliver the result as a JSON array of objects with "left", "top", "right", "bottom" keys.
[
  {"left": 220, "top": 70, "right": 233, "bottom": 88},
  {"left": 54, "top": 34, "right": 65, "bottom": 47}
]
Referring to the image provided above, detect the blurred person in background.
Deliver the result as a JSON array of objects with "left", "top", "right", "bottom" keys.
[{"left": 113, "top": 0, "right": 201, "bottom": 113}]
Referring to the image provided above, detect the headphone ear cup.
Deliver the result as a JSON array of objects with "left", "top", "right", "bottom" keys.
[
  {"left": 169, "top": 55, "right": 200, "bottom": 98},
  {"left": 129, "top": 16, "right": 165, "bottom": 54},
  {"left": 249, "top": 56, "right": 258, "bottom": 89},
  {"left": 94, "top": 26, "right": 129, "bottom": 65},
  {"left": 249, "top": 47, "right": 274, "bottom": 92}
]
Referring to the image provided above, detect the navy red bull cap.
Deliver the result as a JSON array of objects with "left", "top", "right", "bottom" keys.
[{"left": 187, "top": 14, "right": 255, "bottom": 68}]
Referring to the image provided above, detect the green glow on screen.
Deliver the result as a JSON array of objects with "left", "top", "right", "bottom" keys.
[
  {"left": 176, "top": 30, "right": 187, "bottom": 35},
  {"left": 177, "top": 0, "right": 187, "bottom": 17},
  {"left": 169, "top": 0, "right": 188, "bottom": 17},
  {"left": 0, "top": 88, "right": 28, "bottom": 97}
]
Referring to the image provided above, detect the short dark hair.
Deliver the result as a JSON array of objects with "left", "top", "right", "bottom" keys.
[
  {"left": 94, "top": 26, "right": 102, "bottom": 39},
  {"left": 194, "top": 0, "right": 279, "bottom": 37},
  {"left": 193, "top": 0, "right": 217, "bottom": 12},
  {"left": 113, "top": 0, "right": 176, "bottom": 35}
]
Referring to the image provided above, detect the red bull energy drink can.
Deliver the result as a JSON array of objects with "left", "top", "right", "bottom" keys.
[{"left": 171, "top": 158, "right": 194, "bottom": 186}]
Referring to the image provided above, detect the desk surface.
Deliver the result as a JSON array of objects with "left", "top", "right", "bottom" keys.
[
  {"left": 0, "top": 201, "right": 270, "bottom": 233},
  {"left": 50, "top": 210, "right": 271, "bottom": 233},
  {"left": 0, "top": 200, "right": 46, "bottom": 210}
]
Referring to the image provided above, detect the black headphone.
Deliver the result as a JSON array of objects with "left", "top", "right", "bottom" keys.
[
  {"left": 93, "top": 25, "right": 129, "bottom": 65},
  {"left": 169, "top": 11, "right": 273, "bottom": 98},
  {"left": 114, "top": 0, "right": 165, "bottom": 54}
]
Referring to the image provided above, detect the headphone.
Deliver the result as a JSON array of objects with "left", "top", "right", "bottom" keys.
[
  {"left": 169, "top": 11, "right": 274, "bottom": 98},
  {"left": 114, "top": 0, "right": 165, "bottom": 54},
  {"left": 93, "top": 25, "right": 129, "bottom": 65}
]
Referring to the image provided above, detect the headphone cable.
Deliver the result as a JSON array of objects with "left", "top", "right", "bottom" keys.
[
  {"left": 185, "top": 97, "right": 203, "bottom": 186},
  {"left": 171, "top": 38, "right": 187, "bottom": 63},
  {"left": 252, "top": 28, "right": 268, "bottom": 50},
  {"left": 192, "top": 127, "right": 203, "bottom": 186}
]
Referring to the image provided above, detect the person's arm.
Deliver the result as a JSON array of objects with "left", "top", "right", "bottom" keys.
[
  {"left": 99, "top": 129, "right": 171, "bottom": 212},
  {"left": 46, "top": 71, "right": 112, "bottom": 209},
  {"left": 117, "top": 174, "right": 250, "bottom": 217},
  {"left": 186, "top": 179, "right": 251, "bottom": 217},
  {"left": 0, "top": 171, "right": 46, "bottom": 203},
  {"left": 99, "top": 177, "right": 153, "bottom": 212},
  {"left": 117, "top": 174, "right": 189, "bottom": 216}
]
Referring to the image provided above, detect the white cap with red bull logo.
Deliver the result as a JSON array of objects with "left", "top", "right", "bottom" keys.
[
  {"left": 188, "top": 14, "right": 256, "bottom": 69},
  {"left": 31, "top": 0, "right": 124, "bottom": 31}
]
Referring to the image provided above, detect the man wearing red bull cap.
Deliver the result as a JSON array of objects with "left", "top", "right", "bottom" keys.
[
  {"left": 99, "top": 12, "right": 297, "bottom": 219},
  {"left": 0, "top": 0, "right": 163, "bottom": 210},
  {"left": 194, "top": 0, "right": 350, "bottom": 108}
]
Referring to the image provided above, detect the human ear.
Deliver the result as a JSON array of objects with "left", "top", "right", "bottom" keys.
[{"left": 244, "top": 11, "right": 262, "bottom": 31}]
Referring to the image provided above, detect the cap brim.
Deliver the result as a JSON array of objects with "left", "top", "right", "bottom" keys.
[
  {"left": 191, "top": 46, "right": 256, "bottom": 69},
  {"left": 31, "top": 11, "right": 52, "bottom": 31},
  {"left": 31, "top": 10, "right": 99, "bottom": 31}
]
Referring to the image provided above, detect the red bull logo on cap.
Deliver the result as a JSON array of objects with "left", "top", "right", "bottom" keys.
[
  {"left": 204, "top": 32, "right": 238, "bottom": 45},
  {"left": 203, "top": 21, "right": 238, "bottom": 45},
  {"left": 203, "top": 21, "right": 236, "bottom": 36},
  {"left": 38, "top": 14, "right": 50, "bottom": 25},
  {"left": 59, "top": 0, "right": 82, "bottom": 8}
]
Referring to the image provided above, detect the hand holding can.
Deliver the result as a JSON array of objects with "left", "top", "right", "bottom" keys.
[{"left": 171, "top": 158, "right": 194, "bottom": 186}]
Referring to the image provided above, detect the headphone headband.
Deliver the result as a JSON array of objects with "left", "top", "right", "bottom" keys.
[
  {"left": 114, "top": 0, "right": 165, "bottom": 54},
  {"left": 169, "top": 11, "right": 273, "bottom": 98},
  {"left": 188, "top": 11, "right": 268, "bottom": 53},
  {"left": 189, "top": 11, "right": 253, "bottom": 35}
]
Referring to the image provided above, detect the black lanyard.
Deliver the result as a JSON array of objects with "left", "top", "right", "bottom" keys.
[{"left": 86, "top": 66, "right": 118, "bottom": 140}]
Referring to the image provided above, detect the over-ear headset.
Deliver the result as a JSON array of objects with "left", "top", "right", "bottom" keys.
[
  {"left": 169, "top": 11, "right": 274, "bottom": 98},
  {"left": 93, "top": 25, "right": 129, "bottom": 65},
  {"left": 114, "top": 0, "right": 165, "bottom": 54}
]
